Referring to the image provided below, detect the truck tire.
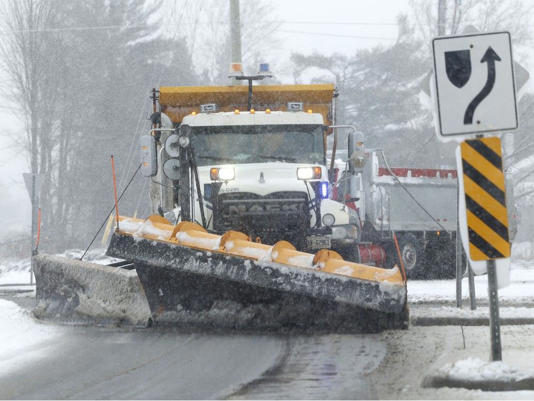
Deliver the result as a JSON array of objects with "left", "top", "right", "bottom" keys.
[{"left": 398, "top": 233, "right": 425, "bottom": 279}]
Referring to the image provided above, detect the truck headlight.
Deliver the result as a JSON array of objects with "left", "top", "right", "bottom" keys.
[
  {"left": 297, "top": 166, "right": 321, "bottom": 180},
  {"left": 210, "top": 167, "right": 235, "bottom": 181},
  {"left": 322, "top": 213, "right": 335, "bottom": 227}
]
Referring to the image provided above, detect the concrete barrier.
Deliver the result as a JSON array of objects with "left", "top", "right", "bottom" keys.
[{"left": 33, "top": 254, "right": 151, "bottom": 326}]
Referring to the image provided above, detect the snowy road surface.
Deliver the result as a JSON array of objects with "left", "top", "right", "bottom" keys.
[{"left": 0, "top": 296, "right": 384, "bottom": 399}]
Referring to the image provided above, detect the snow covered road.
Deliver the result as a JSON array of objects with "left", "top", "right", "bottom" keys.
[{"left": 0, "top": 295, "right": 383, "bottom": 399}]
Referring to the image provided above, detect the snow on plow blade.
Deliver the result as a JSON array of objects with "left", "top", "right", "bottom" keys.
[
  {"left": 106, "top": 215, "right": 408, "bottom": 332},
  {"left": 33, "top": 254, "right": 151, "bottom": 326}
]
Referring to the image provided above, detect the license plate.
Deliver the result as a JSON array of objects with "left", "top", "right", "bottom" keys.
[{"left": 306, "top": 235, "right": 331, "bottom": 250}]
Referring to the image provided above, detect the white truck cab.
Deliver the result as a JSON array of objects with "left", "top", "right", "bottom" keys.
[
  {"left": 169, "top": 110, "right": 358, "bottom": 253},
  {"left": 141, "top": 83, "right": 376, "bottom": 264}
]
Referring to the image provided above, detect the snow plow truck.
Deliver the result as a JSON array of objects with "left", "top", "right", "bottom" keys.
[{"left": 35, "top": 82, "right": 413, "bottom": 331}]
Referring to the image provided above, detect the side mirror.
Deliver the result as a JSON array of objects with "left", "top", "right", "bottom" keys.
[
  {"left": 348, "top": 132, "right": 366, "bottom": 170},
  {"left": 349, "top": 174, "right": 363, "bottom": 200},
  {"left": 140, "top": 135, "right": 157, "bottom": 177}
]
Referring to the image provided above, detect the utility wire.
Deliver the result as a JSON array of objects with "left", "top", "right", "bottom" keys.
[
  {"left": 282, "top": 20, "right": 398, "bottom": 26},
  {"left": 0, "top": 24, "right": 147, "bottom": 34},
  {"left": 0, "top": 20, "right": 399, "bottom": 35},
  {"left": 379, "top": 150, "right": 449, "bottom": 233},
  {"left": 279, "top": 30, "right": 396, "bottom": 40},
  {"left": 80, "top": 163, "right": 141, "bottom": 261}
]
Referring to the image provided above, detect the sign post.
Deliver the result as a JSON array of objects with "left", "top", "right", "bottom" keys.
[
  {"left": 433, "top": 32, "right": 517, "bottom": 362},
  {"left": 461, "top": 136, "right": 510, "bottom": 361},
  {"left": 487, "top": 259, "right": 502, "bottom": 360}
]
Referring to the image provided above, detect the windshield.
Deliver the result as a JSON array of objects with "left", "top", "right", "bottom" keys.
[{"left": 190, "top": 125, "right": 325, "bottom": 166}]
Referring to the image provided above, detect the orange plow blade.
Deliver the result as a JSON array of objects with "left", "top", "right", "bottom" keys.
[{"left": 106, "top": 215, "right": 408, "bottom": 332}]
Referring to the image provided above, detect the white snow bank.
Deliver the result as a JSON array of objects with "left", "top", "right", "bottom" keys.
[
  {"left": 440, "top": 357, "right": 533, "bottom": 382},
  {"left": 408, "top": 264, "right": 534, "bottom": 304},
  {"left": 513, "top": 242, "right": 534, "bottom": 262},
  {"left": 410, "top": 305, "right": 534, "bottom": 320},
  {"left": 0, "top": 299, "right": 60, "bottom": 376}
]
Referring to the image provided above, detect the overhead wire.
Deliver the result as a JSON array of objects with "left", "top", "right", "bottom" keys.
[
  {"left": 279, "top": 30, "right": 396, "bottom": 40},
  {"left": 379, "top": 150, "right": 449, "bottom": 233}
]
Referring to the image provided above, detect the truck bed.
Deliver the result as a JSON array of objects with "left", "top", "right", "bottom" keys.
[{"left": 364, "top": 153, "right": 457, "bottom": 234}]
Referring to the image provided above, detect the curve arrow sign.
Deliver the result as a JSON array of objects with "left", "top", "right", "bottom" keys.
[{"left": 463, "top": 47, "right": 501, "bottom": 125}]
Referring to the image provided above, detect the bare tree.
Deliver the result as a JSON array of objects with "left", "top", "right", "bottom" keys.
[
  {"left": 0, "top": 0, "right": 64, "bottom": 248},
  {"left": 0, "top": 0, "right": 198, "bottom": 251},
  {"left": 166, "top": 0, "right": 282, "bottom": 83},
  {"left": 411, "top": 0, "right": 533, "bottom": 49}
]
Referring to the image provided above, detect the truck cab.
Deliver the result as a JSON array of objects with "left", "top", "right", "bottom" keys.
[{"left": 144, "top": 84, "right": 368, "bottom": 261}]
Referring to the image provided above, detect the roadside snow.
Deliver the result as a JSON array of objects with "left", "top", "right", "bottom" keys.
[
  {"left": 408, "top": 262, "right": 534, "bottom": 304},
  {"left": 440, "top": 357, "right": 533, "bottom": 382},
  {"left": 513, "top": 242, "right": 534, "bottom": 261},
  {"left": 410, "top": 305, "right": 534, "bottom": 320},
  {"left": 0, "top": 299, "right": 60, "bottom": 376}
]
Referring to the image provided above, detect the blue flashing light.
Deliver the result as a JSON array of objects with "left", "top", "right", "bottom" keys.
[
  {"left": 259, "top": 63, "right": 270, "bottom": 73},
  {"left": 320, "top": 182, "right": 329, "bottom": 199}
]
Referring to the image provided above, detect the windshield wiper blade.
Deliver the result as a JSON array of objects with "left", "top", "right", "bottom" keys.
[{"left": 255, "top": 155, "right": 298, "bottom": 162}]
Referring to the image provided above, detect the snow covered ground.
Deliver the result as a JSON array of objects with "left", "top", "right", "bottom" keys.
[
  {"left": 0, "top": 248, "right": 119, "bottom": 289},
  {"left": 408, "top": 267, "right": 534, "bottom": 305},
  {"left": 439, "top": 357, "right": 534, "bottom": 383},
  {"left": 0, "top": 298, "right": 61, "bottom": 377},
  {"left": 1, "top": 245, "right": 534, "bottom": 398},
  {"left": 406, "top": 241, "right": 534, "bottom": 305}
]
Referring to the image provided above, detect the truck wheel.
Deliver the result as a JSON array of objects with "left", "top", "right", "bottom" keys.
[{"left": 398, "top": 234, "right": 424, "bottom": 279}]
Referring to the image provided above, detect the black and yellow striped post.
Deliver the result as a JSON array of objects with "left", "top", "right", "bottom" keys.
[
  {"left": 461, "top": 136, "right": 510, "bottom": 361},
  {"left": 461, "top": 137, "right": 510, "bottom": 260}
]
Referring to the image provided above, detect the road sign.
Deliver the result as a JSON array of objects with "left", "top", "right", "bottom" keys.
[
  {"left": 22, "top": 172, "right": 40, "bottom": 204},
  {"left": 456, "top": 146, "right": 511, "bottom": 288},
  {"left": 461, "top": 137, "right": 510, "bottom": 260},
  {"left": 433, "top": 32, "right": 518, "bottom": 137}
]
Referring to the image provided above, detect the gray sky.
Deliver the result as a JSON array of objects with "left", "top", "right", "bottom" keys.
[{"left": 273, "top": 0, "right": 408, "bottom": 56}]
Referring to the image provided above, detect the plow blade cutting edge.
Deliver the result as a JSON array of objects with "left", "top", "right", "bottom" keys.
[{"left": 106, "top": 215, "right": 408, "bottom": 332}]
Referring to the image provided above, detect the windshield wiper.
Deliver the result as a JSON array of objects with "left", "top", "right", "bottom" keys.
[{"left": 255, "top": 155, "right": 298, "bottom": 162}]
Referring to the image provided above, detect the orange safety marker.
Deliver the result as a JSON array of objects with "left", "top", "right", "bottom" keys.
[{"left": 111, "top": 155, "right": 120, "bottom": 231}]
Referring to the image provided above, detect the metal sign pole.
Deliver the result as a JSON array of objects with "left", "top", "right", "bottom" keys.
[
  {"left": 487, "top": 259, "right": 502, "bottom": 361},
  {"left": 468, "top": 261, "right": 476, "bottom": 310},
  {"left": 456, "top": 185, "right": 462, "bottom": 308}
]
